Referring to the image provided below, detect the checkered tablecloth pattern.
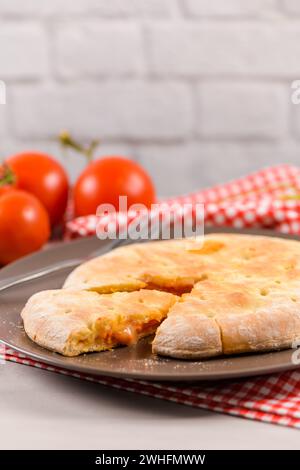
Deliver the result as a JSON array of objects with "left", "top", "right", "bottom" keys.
[
  {"left": 4, "top": 164, "right": 300, "bottom": 429},
  {"left": 65, "top": 164, "right": 300, "bottom": 238}
]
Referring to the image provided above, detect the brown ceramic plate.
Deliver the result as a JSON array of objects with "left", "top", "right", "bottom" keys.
[{"left": 0, "top": 228, "right": 299, "bottom": 382}]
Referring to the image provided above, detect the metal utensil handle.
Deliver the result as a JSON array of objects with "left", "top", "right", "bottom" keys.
[
  {"left": 0, "top": 258, "right": 83, "bottom": 293},
  {"left": 0, "top": 212, "right": 168, "bottom": 293}
]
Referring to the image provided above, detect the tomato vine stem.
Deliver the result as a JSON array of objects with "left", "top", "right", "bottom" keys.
[{"left": 59, "top": 130, "right": 100, "bottom": 164}]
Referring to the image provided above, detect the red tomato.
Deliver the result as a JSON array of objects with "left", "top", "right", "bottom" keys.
[
  {"left": 73, "top": 156, "right": 156, "bottom": 217},
  {"left": 6, "top": 152, "right": 69, "bottom": 226},
  {"left": 0, "top": 185, "right": 15, "bottom": 198},
  {"left": 0, "top": 190, "right": 50, "bottom": 265},
  {"left": 0, "top": 163, "right": 17, "bottom": 198}
]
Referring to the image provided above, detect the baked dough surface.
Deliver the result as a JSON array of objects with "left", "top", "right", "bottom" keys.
[
  {"left": 21, "top": 289, "right": 177, "bottom": 356},
  {"left": 22, "top": 233, "right": 300, "bottom": 358},
  {"left": 152, "top": 275, "right": 300, "bottom": 358},
  {"left": 63, "top": 238, "right": 224, "bottom": 294}
]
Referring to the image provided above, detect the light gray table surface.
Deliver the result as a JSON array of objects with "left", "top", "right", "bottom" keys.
[{"left": 0, "top": 361, "right": 299, "bottom": 450}]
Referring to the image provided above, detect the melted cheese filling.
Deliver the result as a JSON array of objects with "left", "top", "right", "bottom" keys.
[{"left": 71, "top": 318, "right": 161, "bottom": 352}]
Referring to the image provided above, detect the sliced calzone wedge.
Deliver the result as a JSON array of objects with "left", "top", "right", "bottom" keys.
[
  {"left": 21, "top": 289, "right": 178, "bottom": 356},
  {"left": 63, "top": 238, "right": 225, "bottom": 294},
  {"left": 153, "top": 276, "right": 300, "bottom": 359},
  {"left": 63, "top": 234, "right": 300, "bottom": 294}
]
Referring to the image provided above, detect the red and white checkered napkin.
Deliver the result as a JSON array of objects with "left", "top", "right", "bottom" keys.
[
  {"left": 65, "top": 164, "right": 300, "bottom": 238},
  {"left": 2, "top": 347, "right": 300, "bottom": 429},
  {"left": 5, "top": 164, "right": 300, "bottom": 429}
]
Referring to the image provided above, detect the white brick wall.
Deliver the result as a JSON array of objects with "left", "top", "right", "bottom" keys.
[
  {"left": 0, "top": 0, "right": 176, "bottom": 17},
  {"left": 281, "top": 0, "right": 300, "bottom": 15},
  {"left": 184, "top": 0, "right": 276, "bottom": 17},
  {"left": 0, "top": 0, "right": 299, "bottom": 197},
  {"left": 12, "top": 82, "right": 192, "bottom": 140},
  {"left": 147, "top": 23, "right": 300, "bottom": 78},
  {"left": 54, "top": 22, "right": 144, "bottom": 78},
  {"left": 196, "top": 83, "right": 288, "bottom": 139},
  {"left": 0, "top": 23, "right": 48, "bottom": 79}
]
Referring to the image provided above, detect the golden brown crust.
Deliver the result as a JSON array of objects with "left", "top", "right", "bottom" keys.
[
  {"left": 21, "top": 289, "right": 178, "bottom": 356},
  {"left": 152, "top": 297, "right": 222, "bottom": 359},
  {"left": 24, "top": 233, "right": 300, "bottom": 359},
  {"left": 63, "top": 246, "right": 147, "bottom": 293},
  {"left": 64, "top": 234, "right": 300, "bottom": 294},
  {"left": 63, "top": 238, "right": 224, "bottom": 294},
  {"left": 216, "top": 303, "right": 300, "bottom": 355},
  {"left": 153, "top": 274, "right": 300, "bottom": 359}
]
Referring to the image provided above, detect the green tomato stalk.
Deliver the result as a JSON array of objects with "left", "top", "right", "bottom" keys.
[{"left": 59, "top": 130, "right": 100, "bottom": 164}]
